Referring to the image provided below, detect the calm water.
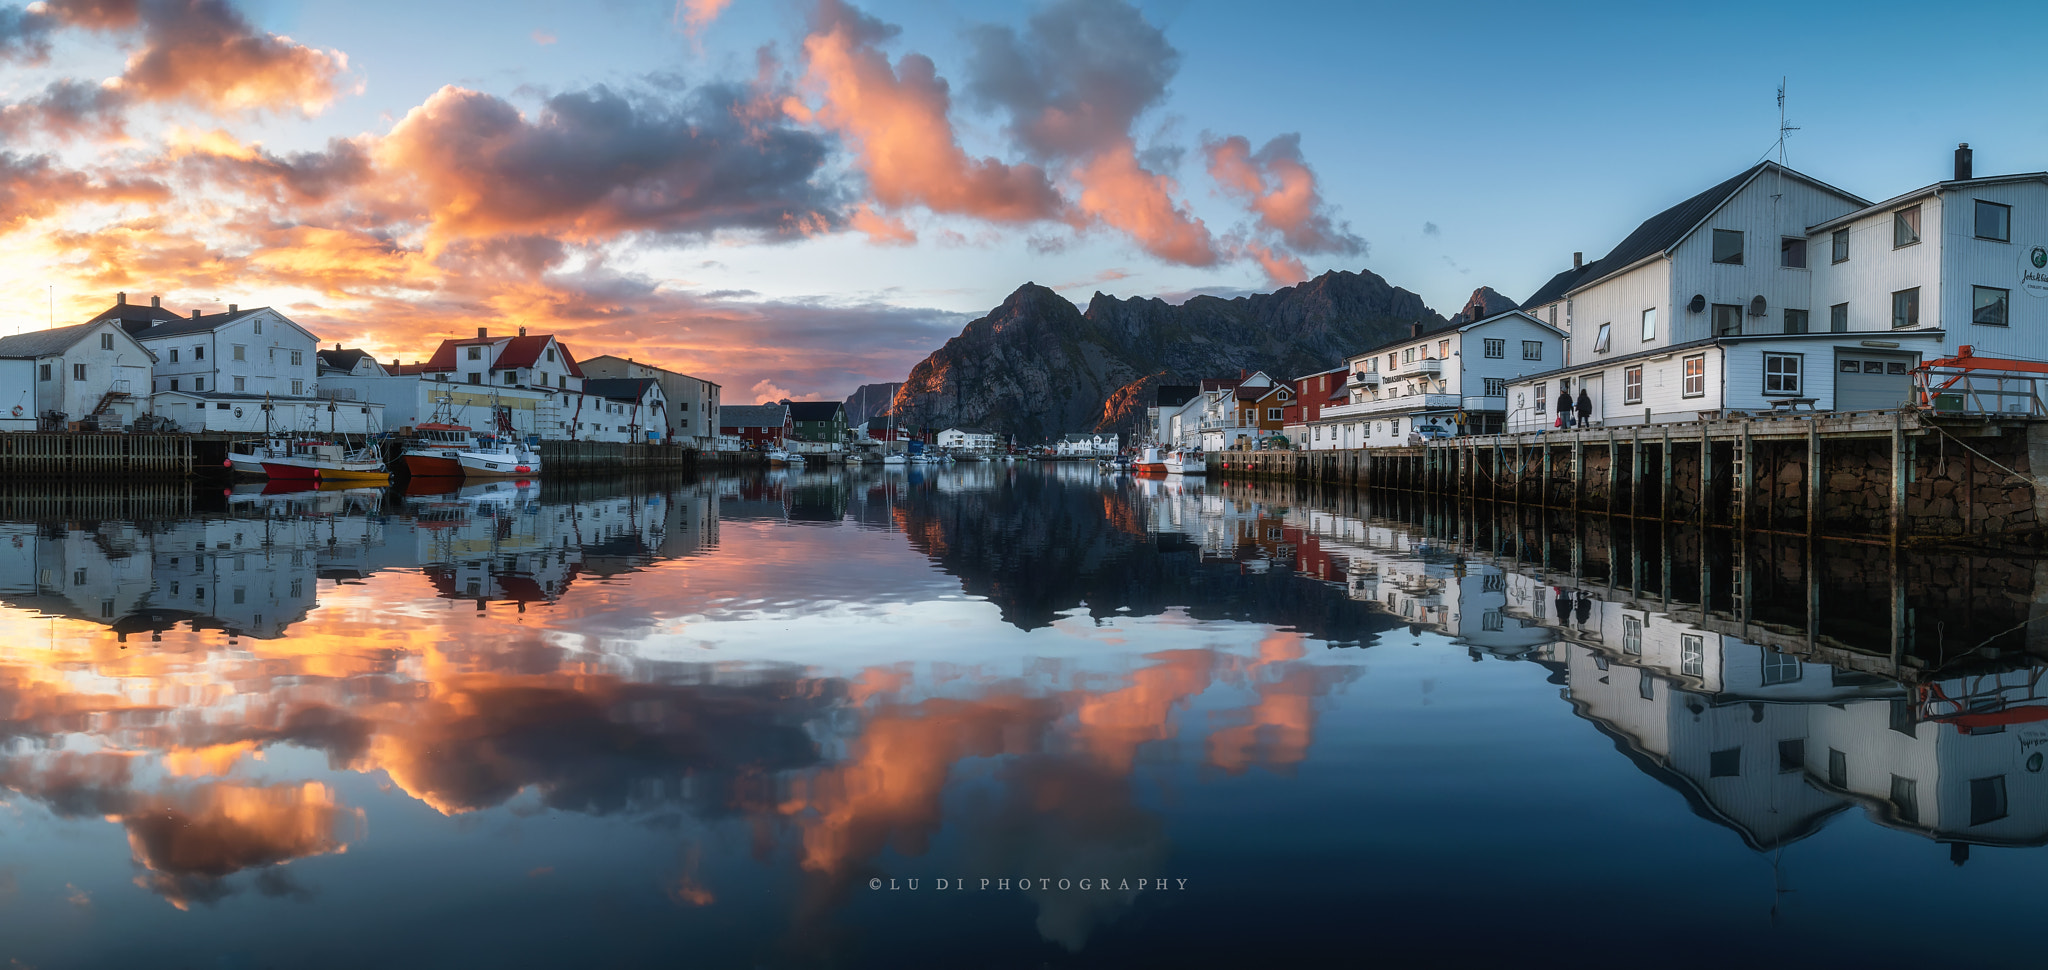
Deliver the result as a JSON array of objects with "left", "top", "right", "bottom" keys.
[{"left": 2, "top": 464, "right": 2046, "bottom": 968}]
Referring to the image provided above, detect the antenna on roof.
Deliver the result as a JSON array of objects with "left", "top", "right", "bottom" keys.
[{"left": 1775, "top": 77, "right": 1798, "bottom": 166}]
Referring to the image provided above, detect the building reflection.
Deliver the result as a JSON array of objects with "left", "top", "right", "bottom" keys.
[{"left": 1218, "top": 481, "right": 2048, "bottom": 857}]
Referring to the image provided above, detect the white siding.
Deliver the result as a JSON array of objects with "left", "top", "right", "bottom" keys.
[
  {"left": 1664, "top": 170, "right": 1861, "bottom": 343},
  {"left": 1939, "top": 181, "right": 2048, "bottom": 359}
]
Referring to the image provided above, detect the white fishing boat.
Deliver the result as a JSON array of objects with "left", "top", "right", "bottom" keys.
[
  {"left": 765, "top": 450, "right": 798, "bottom": 466},
  {"left": 1162, "top": 448, "right": 1205, "bottom": 476},
  {"left": 1132, "top": 446, "right": 1168, "bottom": 475},
  {"left": 457, "top": 436, "right": 542, "bottom": 478}
]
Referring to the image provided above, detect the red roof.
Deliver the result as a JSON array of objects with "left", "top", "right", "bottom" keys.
[{"left": 418, "top": 333, "right": 584, "bottom": 377}]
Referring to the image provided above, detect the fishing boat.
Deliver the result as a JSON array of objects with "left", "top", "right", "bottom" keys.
[
  {"left": 400, "top": 423, "right": 476, "bottom": 477},
  {"left": 226, "top": 436, "right": 294, "bottom": 476},
  {"left": 765, "top": 449, "right": 798, "bottom": 466},
  {"left": 457, "top": 436, "right": 542, "bottom": 478},
  {"left": 1162, "top": 448, "right": 1205, "bottom": 476},
  {"left": 1132, "top": 445, "right": 1169, "bottom": 475},
  {"left": 260, "top": 439, "right": 391, "bottom": 483}
]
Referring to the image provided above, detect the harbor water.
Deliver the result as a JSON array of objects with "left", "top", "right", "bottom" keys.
[{"left": 2, "top": 464, "right": 2045, "bottom": 968}]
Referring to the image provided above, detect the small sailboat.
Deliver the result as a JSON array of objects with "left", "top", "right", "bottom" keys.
[{"left": 881, "top": 452, "right": 908, "bottom": 466}]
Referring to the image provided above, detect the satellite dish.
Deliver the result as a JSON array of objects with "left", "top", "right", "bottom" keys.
[
  {"left": 1749, "top": 295, "right": 1768, "bottom": 317},
  {"left": 1687, "top": 294, "right": 1706, "bottom": 313}
]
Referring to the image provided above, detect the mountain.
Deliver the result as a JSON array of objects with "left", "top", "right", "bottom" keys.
[
  {"left": 889, "top": 269, "right": 1505, "bottom": 442},
  {"left": 842, "top": 382, "right": 902, "bottom": 425}
]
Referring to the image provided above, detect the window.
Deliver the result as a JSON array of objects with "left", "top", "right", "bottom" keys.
[
  {"left": 1890, "top": 775, "right": 1919, "bottom": 824},
  {"left": 193, "top": 345, "right": 203, "bottom": 360},
  {"left": 169, "top": 348, "right": 178, "bottom": 363},
  {"left": 1623, "top": 365, "right": 1643, "bottom": 404},
  {"left": 1483, "top": 378, "right": 1505, "bottom": 396},
  {"left": 253, "top": 319, "right": 262, "bottom": 334},
  {"left": 169, "top": 378, "right": 178, "bottom": 391},
  {"left": 1639, "top": 669, "right": 1655, "bottom": 700},
  {"left": 1522, "top": 341, "right": 1542, "bottom": 361},
  {"left": 1892, "top": 287, "right": 1920, "bottom": 328},
  {"left": 1481, "top": 338, "right": 1504, "bottom": 359},
  {"left": 1831, "top": 228, "right": 1849, "bottom": 263},
  {"left": 1839, "top": 359, "right": 1860, "bottom": 374},
  {"left": 1548, "top": 305, "right": 1557, "bottom": 326},
  {"left": 1830, "top": 302, "right": 1848, "bottom": 333},
  {"left": 1889, "top": 699, "right": 1918, "bottom": 738},
  {"left": 545, "top": 347, "right": 556, "bottom": 362},
  {"left": 72, "top": 363, "right": 85, "bottom": 381},
  {"left": 1970, "top": 775, "right": 2008, "bottom": 825},
  {"left": 1975, "top": 199, "right": 2011, "bottom": 241},
  {"left": 1712, "top": 228, "right": 1744, "bottom": 264},
  {"left": 1387, "top": 353, "right": 1396, "bottom": 371},
  {"left": 1973, "top": 286, "right": 2010, "bottom": 327},
  {"left": 1438, "top": 339, "right": 1450, "bottom": 359},
  {"left": 1762, "top": 648, "right": 1801, "bottom": 685},
  {"left": 1712, "top": 303, "right": 1742, "bottom": 337},
  {"left": 1682, "top": 355, "right": 1706, "bottom": 398},
  {"left": 193, "top": 377, "right": 205, "bottom": 392},
  {"left": 289, "top": 350, "right": 303, "bottom": 366},
  {"left": 1681, "top": 634, "right": 1704, "bottom": 677},
  {"left": 1827, "top": 748, "right": 1847, "bottom": 788},
  {"left": 1403, "top": 348, "right": 1414, "bottom": 364},
  {"left": 1778, "top": 738, "right": 1805, "bottom": 773},
  {"left": 468, "top": 373, "right": 482, "bottom": 385},
  {"left": 1783, "top": 308, "right": 1808, "bottom": 334},
  {"left": 1640, "top": 307, "right": 1656, "bottom": 341},
  {"left": 1893, "top": 205, "right": 1921, "bottom": 247},
  {"left": 1266, "top": 408, "right": 1282, "bottom": 421},
  {"left": 1534, "top": 383, "right": 1546, "bottom": 414},
  {"left": 1709, "top": 747, "right": 1741, "bottom": 778},
  {"left": 505, "top": 371, "right": 517, "bottom": 385},
  {"left": 234, "top": 377, "right": 245, "bottom": 392},
  {"left": 1622, "top": 615, "right": 1643, "bottom": 655},
  {"left": 100, "top": 332, "right": 113, "bottom": 350},
  {"left": 1781, "top": 237, "right": 1807, "bottom": 268},
  {"left": 1763, "top": 354, "right": 1802, "bottom": 395},
  {"left": 39, "top": 363, "right": 49, "bottom": 381},
  {"left": 291, "top": 379, "right": 304, "bottom": 395},
  {"left": 1593, "top": 323, "right": 1612, "bottom": 353},
  {"left": 215, "top": 402, "right": 228, "bottom": 410},
  {"left": 232, "top": 344, "right": 245, "bottom": 361}
]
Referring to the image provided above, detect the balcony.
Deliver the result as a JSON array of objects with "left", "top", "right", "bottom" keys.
[
  {"left": 1408, "top": 358, "right": 1444, "bottom": 376},
  {"left": 1319, "top": 393, "right": 1459, "bottom": 420},
  {"left": 1348, "top": 370, "right": 1379, "bottom": 387}
]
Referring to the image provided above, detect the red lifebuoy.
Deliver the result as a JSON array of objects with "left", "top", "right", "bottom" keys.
[{"left": 9, "top": 406, "right": 19, "bottom": 416}]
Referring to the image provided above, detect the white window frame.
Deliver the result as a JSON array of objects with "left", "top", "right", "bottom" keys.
[
  {"left": 233, "top": 344, "right": 246, "bottom": 361},
  {"left": 1893, "top": 205, "right": 1921, "bottom": 248},
  {"left": 1593, "top": 323, "right": 1612, "bottom": 353},
  {"left": 1763, "top": 353, "right": 1802, "bottom": 396},
  {"left": 1682, "top": 355, "right": 1706, "bottom": 398},
  {"left": 1640, "top": 307, "right": 1656, "bottom": 342},
  {"left": 1623, "top": 365, "right": 1643, "bottom": 405},
  {"left": 1522, "top": 341, "right": 1543, "bottom": 361},
  {"left": 1484, "top": 338, "right": 1504, "bottom": 359}
]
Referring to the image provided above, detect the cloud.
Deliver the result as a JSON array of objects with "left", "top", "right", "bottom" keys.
[
  {"left": 530, "top": 29, "right": 555, "bottom": 45},
  {"left": 122, "top": 781, "right": 360, "bottom": 909},
  {"left": 750, "top": 378, "right": 794, "bottom": 403},
  {"left": 791, "top": 0, "right": 1063, "bottom": 224},
  {"left": 1203, "top": 132, "right": 1363, "bottom": 284},
  {"left": 0, "top": 151, "right": 168, "bottom": 230},
  {"left": 676, "top": 0, "right": 730, "bottom": 36},
  {"left": 0, "top": 78, "right": 130, "bottom": 140},
  {"left": 1423, "top": 221, "right": 1439, "bottom": 236},
  {"left": 381, "top": 82, "right": 843, "bottom": 242},
  {"left": 116, "top": 0, "right": 351, "bottom": 115},
  {"left": 963, "top": 0, "right": 1215, "bottom": 266}
]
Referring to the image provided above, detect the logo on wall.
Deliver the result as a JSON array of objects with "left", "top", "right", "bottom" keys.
[{"left": 2026, "top": 247, "right": 2048, "bottom": 298}]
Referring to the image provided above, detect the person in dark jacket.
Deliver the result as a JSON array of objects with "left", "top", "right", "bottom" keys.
[
  {"left": 1576, "top": 388, "right": 1593, "bottom": 427},
  {"left": 1556, "top": 388, "right": 1573, "bottom": 427}
]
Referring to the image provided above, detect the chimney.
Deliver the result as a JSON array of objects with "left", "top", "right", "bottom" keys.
[
  {"left": 335, "top": 342, "right": 342, "bottom": 351},
  {"left": 1410, "top": 321, "right": 1422, "bottom": 338},
  {"left": 1573, "top": 252, "right": 1584, "bottom": 269},
  {"left": 151, "top": 296, "right": 161, "bottom": 308},
  {"left": 117, "top": 291, "right": 126, "bottom": 305},
  {"left": 477, "top": 327, "right": 488, "bottom": 338},
  {"left": 1955, "top": 142, "right": 1973, "bottom": 181},
  {"left": 518, "top": 326, "right": 527, "bottom": 337},
  {"left": 191, "top": 309, "right": 200, "bottom": 320},
  {"left": 227, "top": 304, "right": 237, "bottom": 314}
]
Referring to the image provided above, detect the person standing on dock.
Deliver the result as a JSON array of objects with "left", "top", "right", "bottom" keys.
[
  {"left": 1556, "top": 388, "right": 1574, "bottom": 428},
  {"left": 1576, "top": 388, "right": 1592, "bottom": 429}
]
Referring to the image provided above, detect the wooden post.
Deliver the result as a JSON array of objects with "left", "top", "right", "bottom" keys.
[
  {"left": 1739, "top": 421, "right": 1753, "bottom": 535},
  {"left": 1542, "top": 442, "right": 1552, "bottom": 509},
  {"left": 1807, "top": 421, "right": 1820, "bottom": 536},
  {"left": 1890, "top": 410, "right": 1906, "bottom": 546},
  {"left": 1660, "top": 429, "right": 1672, "bottom": 522},
  {"left": 1699, "top": 425, "right": 1712, "bottom": 529},
  {"left": 1491, "top": 441, "right": 1500, "bottom": 503},
  {"left": 1571, "top": 438, "right": 1583, "bottom": 512},
  {"left": 1606, "top": 430, "right": 1617, "bottom": 517}
]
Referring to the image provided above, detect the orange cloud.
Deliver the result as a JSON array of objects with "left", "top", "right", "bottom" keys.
[
  {"left": 1204, "top": 132, "right": 1363, "bottom": 283},
  {"left": 676, "top": 0, "right": 731, "bottom": 36},
  {"left": 1070, "top": 649, "right": 1213, "bottom": 772},
  {"left": 795, "top": 0, "right": 1062, "bottom": 224},
  {"left": 1071, "top": 140, "right": 1215, "bottom": 266},
  {"left": 123, "top": 781, "right": 360, "bottom": 909}
]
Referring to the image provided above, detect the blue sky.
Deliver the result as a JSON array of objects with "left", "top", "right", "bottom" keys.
[{"left": 2, "top": 0, "right": 2041, "bottom": 399}]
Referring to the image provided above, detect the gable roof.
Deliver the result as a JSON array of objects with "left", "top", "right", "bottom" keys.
[
  {"left": 785, "top": 401, "right": 845, "bottom": 421},
  {"left": 422, "top": 333, "right": 586, "bottom": 377},
  {"left": 720, "top": 404, "right": 787, "bottom": 428},
  {"left": 1807, "top": 171, "right": 2048, "bottom": 235},
  {"left": 582, "top": 377, "right": 657, "bottom": 402},
  {"left": 85, "top": 297, "right": 185, "bottom": 331},
  {"left": 1548, "top": 161, "right": 1870, "bottom": 301},
  {"left": 0, "top": 321, "right": 143, "bottom": 358},
  {"left": 1522, "top": 265, "right": 1591, "bottom": 308},
  {"left": 132, "top": 306, "right": 277, "bottom": 341},
  {"left": 317, "top": 348, "right": 373, "bottom": 372}
]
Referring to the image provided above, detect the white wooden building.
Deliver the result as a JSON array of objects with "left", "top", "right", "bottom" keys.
[
  {"left": 1055, "top": 432, "right": 1119, "bottom": 456},
  {"left": 118, "top": 304, "right": 323, "bottom": 401},
  {"left": 0, "top": 320, "right": 155, "bottom": 430},
  {"left": 415, "top": 327, "right": 625, "bottom": 440},
  {"left": 581, "top": 355, "right": 721, "bottom": 449},
  {"left": 580, "top": 378, "right": 669, "bottom": 442},
  {"left": 1305, "top": 311, "right": 1564, "bottom": 449},
  {"left": 937, "top": 427, "right": 999, "bottom": 452},
  {"left": 151, "top": 391, "right": 385, "bottom": 435}
]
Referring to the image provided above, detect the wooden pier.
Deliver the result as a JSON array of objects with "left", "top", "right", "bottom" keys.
[
  {"left": 0, "top": 433, "right": 193, "bottom": 480},
  {"left": 1213, "top": 409, "right": 2048, "bottom": 543}
]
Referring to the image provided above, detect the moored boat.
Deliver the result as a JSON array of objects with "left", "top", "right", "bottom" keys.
[
  {"left": 456, "top": 436, "right": 541, "bottom": 478},
  {"left": 260, "top": 440, "right": 390, "bottom": 483},
  {"left": 400, "top": 423, "right": 476, "bottom": 477},
  {"left": 1132, "top": 445, "right": 1168, "bottom": 475},
  {"left": 1162, "top": 448, "right": 1204, "bottom": 476}
]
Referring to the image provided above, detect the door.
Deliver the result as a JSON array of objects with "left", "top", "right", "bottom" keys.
[{"left": 1833, "top": 351, "right": 1916, "bottom": 411}]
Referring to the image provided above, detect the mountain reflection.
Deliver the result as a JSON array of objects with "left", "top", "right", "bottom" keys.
[{"left": 4, "top": 467, "right": 2048, "bottom": 967}]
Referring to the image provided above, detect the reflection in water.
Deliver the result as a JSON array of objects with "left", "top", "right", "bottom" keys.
[{"left": 2, "top": 466, "right": 2047, "bottom": 966}]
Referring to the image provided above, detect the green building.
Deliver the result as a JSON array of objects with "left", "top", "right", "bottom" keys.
[{"left": 785, "top": 400, "right": 848, "bottom": 443}]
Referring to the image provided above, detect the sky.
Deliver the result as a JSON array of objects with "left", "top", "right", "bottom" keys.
[{"left": 1, "top": 0, "right": 2043, "bottom": 404}]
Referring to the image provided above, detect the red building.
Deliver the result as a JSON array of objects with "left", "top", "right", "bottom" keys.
[
  {"left": 1284, "top": 366, "right": 1349, "bottom": 428},
  {"left": 720, "top": 403, "right": 790, "bottom": 448}
]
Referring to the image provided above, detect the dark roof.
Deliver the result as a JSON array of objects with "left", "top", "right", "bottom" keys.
[
  {"left": 785, "top": 401, "right": 845, "bottom": 421},
  {"left": 85, "top": 298, "right": 186, "bottom": 332},
  {"left": 582, "top": 377, "right": 658, "bottom": 402},
  {"left": 0, "top": 321, "right": 127, "bottom": 358},
  {"left": 132, "top": 306, "right": 272, "bottom": 340},
  {"left": 719, "top": 404, "right": 787, "bottom": 428},
  {"left": 318, "top": 348, "right": 373, "bottom": 371},
  {"left": 1528, "top": 162, "right": 1869, "bottom": 304},
  {"left": 1522, "top": 265, "right": 1591, "bottom": 308}
]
